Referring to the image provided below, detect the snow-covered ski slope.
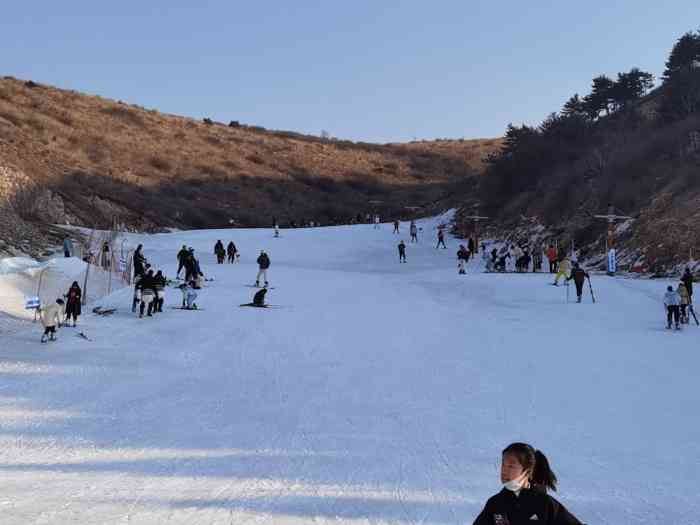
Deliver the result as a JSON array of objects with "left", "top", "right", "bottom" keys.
[{"left": 1, "top": 216, "right": 698, "bottom": 524}]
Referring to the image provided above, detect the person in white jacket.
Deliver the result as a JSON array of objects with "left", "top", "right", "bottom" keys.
[
  {"left": 40, "top": 299, "right": 64, "bottom": 343},
  {"left": 663, "top": 285, "right": 681, "bottom": 330}
]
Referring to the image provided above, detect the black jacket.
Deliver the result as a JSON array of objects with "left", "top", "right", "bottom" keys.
[
  {"left": 473, "top": 486, "right": 582, "bottom": 525},
  {"left": 257, "top": 254, "right": 270, "bottom": 269},
  {"left": 137, "top": 274, "right": 157, "bottom": 293},
  {"left": 682, "top": 271, "right": 694, "bottom": 296},
  {"left": 567, "top": 268, "right": 589, "bottom": 285}
]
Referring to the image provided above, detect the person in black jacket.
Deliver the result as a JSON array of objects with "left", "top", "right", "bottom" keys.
[
  {"left": 227, "top": 241, "right": 237, "bottom": 263},
  {"left": 133, "top": 244, "right": 146, "bottom": 277},
  {"left": 681, "top": 267, "right": 694, "bottom": 302},
  {"left": 398, "top": 240, "right": 407, "bottom": 263},
  {"left": 137, "top": 269, "right": 157, "bottom": 317},
  {"left": 256, "top": 250, "right": 270, "bottom": 287},
  {"left": 473, "top": 442, "right": 583, "bottom": 525},
  {"left": 566, "top": 263, "right": 590, "bottom": 303},
  {"left": 176, "top": 245, "right": 189, "bottom": 278},
  {"left": 64, "top": 281, "right": 82, "bottom": 327}
]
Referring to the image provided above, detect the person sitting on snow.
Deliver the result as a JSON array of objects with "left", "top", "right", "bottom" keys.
[{"left": 241, "top": 288, "right": 267, "bottom": 308}]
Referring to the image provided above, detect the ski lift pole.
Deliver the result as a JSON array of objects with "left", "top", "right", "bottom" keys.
[{"left": 594, "top": 204, "right": 632, "bottom": 276}]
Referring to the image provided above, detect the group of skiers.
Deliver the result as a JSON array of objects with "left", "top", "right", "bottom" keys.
[
  {"left": 663, "top": 268, "right": 696, "bottom": 329},
  {"left": 213, "top": 240, "right": 238, "bottom": 264}
]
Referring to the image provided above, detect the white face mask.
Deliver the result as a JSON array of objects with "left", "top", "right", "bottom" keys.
[{"left": 503, "top": 472, "right": 528, "bottom": 492}]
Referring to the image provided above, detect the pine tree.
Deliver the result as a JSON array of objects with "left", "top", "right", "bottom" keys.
[{"left": 663, "top": 31, "right": 700, "bottom": 82}]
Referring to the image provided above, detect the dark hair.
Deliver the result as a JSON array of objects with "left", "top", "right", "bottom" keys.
[{"left": 502, "top": 442, "right": 558, "bottom": 492}]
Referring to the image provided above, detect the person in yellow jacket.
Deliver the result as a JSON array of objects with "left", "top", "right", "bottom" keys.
[
  {"left": 678, "top": 282, "right": 690, "bottom": 323},
  {"left": 553, "top": 257, "right": 571, "bottom": 286}
]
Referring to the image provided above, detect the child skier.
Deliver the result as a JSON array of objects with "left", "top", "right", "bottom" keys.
[
  {"left": 664, "top": 285, "right": 681, "bottom": 330},
  {"left": 40, "top": 298, "right": 65, "bottom": 343},
  {"left": 398, "top": 240, "right": 407, "bottom": 263},
  {"left": 410, "top": 221, "right": 418, "bottom": 242},
  {"left": 472, "top": 442, "right": 583, "bottom": 525}
]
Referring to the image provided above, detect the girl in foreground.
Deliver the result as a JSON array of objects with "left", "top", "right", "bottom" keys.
[{"left": 473, "top": 443, "right": 584, "bottom": 525}]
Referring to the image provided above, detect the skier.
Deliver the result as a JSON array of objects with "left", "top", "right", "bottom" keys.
[
  {"left": 457, "top": 245, "right": 470, "bottom": 264},
  {"left": 274, "top": 223, "right": 280, "bottom": 238},
  {"left": 678, "top": 282, "right": 690, "bottom": 324},
  {"left": 153, "top": 270, "right": 167, "bottom": 313},
  {"left": 546, "top": 244, "right": 558, "bottom": 274},
  {"left": 532, "top": 244, "right": 543, "bottom": 273},
  {"left": 468, "top": 237, "right": 476, "bottom": 255},
  {"left": 681, "top": 267, "right": 694, "bottom": 302},
  {"left": 410, "top": 221, "right": 418, "bottom": 243},
  {"left": 664, "top": 285, "right": 681, "bottom": 330},
  {"left": 214, "top": 240, "right": 225, "bottom": 264},
  {"left": 227, "top": 241, "right": 237, "bottom": 263},
  {"left": 566, "top": 262, "right": 589, "bottom": 303},
  {"left": 436, "top": 228, "right": 447, "bottom": 249},
  {"left": 458, "top": 259, "right": 466, "bottom": 275},
  {"left": 256, "top": 250, "right": 270, "bottom": 287},
  {"left": 178, "top": 281, "right": 198, "bottom": 309},
  {"left": 133, "top": 244, "right": 146, "bottom": 277},
  {"left": 472, "top": 442, "right": 583, "bottom": 525},
  {"left": 40, "top": 298, "right": 64, "bottom": 343},
  {"left": 398, "top": 240, "right": 407, "bottom": 263},
  {"left": 393, "top": 220, "right": 400, "bottom": 234},
  {"left": 176, "top": 245, "right": 189, "bottom": 278},
  {"left": 64, "top": 281, "right": 82, "bottom": 327},
  {"left": 374, "top": 214, "right": 381, "bottom": 229},
  {"left": 131, "top": 263, "right": 150, "bottom": 312},
  {"left": 63, "top": 237, "right": 73, "bottom": 258},
  {"left": 552, "top": 256, "right": 571, "bottom": 286},
  {"left": 137, "top": 269, "right": 157, "bottom": 318}
]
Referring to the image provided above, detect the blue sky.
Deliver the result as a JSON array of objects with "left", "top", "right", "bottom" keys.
[{"left": 3, "top": 1, "right": 698, "bottom": 142}]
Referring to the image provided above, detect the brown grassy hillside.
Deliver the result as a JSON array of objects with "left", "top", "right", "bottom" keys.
[{"left": 0, "top": 77, "right": 500, "bottom": 247}]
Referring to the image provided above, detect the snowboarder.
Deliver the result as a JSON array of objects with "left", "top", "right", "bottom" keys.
[
  {"left": 133, "top": 244, "right": 146, "bottom": 277},
  {"left": 664, "top": 285, "right": 681, "bottom": 330},
  {"left": 553, "top": 256, "right": 571, "bottom": 286},
  {"left": 176, "top": 245, "right": 189, "bottom": 278},
  {"left": 678, "top": 282, "right": 690, "bottom": 324},
  {"left": 398, "top": 240, "right": 407, "bottom": 263},
  {"left": 681, "top": 268, "right": 694, "bottom": 303},
  {"left": 40, "top": 299, "right": 64, "bottom": 343},
  {"left": 410, "top": 221, "right": 418, "bottom": 243},
  {"left": 546, "top": 244, "right": 558, "bottom": 274},
  {"left": 472, "top": 442, "right": 583, "bottom": 525},
  {"left": 256, "top": 250, "right": 270, "bottom": 287},
  {"left": 214, "top": 240, "right": 225, "bottom": 264},
  {"left": 393, "top": 220, "right": 400, "bottom": 234},
  {"left": 64, "top": 281, "right": 82, "bottom": 327},
  {"left": 227, "top": 241, "right": 237, "bottom": 263},
  {"left": 436, "top": 228, "right": 447, "bottom": 249},
  {"left": 566, "top": 263, "right": 589, "bottom": 303}
]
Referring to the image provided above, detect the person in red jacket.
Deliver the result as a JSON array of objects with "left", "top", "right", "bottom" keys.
[
  {"left": 473, "top": 442, "right": 583, "bottom": 525},
  {"left": 546, "top": 245, "right": 558, "bottom": 273}
]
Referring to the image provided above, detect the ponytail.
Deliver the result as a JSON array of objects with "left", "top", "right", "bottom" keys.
[
  {"left": 532, "top": 449, "right": 558, "bottom": 492},
  {"left": 502, "top": 443, "right": 559, "bottom": 492}
]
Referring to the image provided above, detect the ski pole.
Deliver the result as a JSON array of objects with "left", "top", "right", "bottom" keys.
[
  {"left": 565, "top": 280, "right": 569, "bottom": 303},
  {"left": 587, "top": 276, "right": 596, "bottom": 303},
  {"left": 690, "top": 304, "right": 699, "bottom": 326}
]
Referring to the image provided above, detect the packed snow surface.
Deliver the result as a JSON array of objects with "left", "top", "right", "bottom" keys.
[{"left": 1, "top": 218, "right": 698, "bottom": 524}]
